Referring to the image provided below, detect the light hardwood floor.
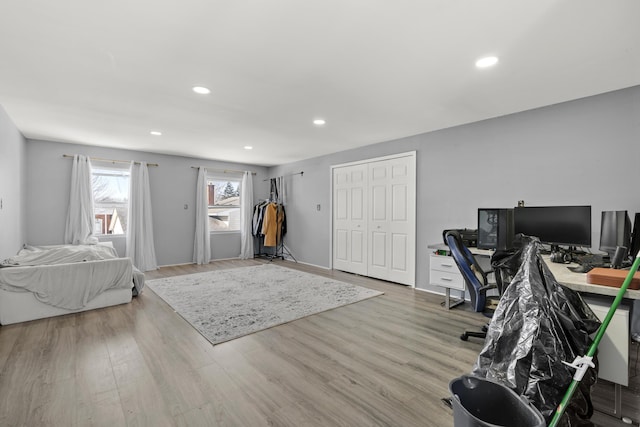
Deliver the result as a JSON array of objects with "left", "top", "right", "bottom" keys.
[{"left": 0, "top": 259, "right": 638, "bottom": 426}]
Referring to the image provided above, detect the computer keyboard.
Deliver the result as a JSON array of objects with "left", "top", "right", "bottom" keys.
[{"left": 576, "top": 254, "right": 603, "bottom": 264}]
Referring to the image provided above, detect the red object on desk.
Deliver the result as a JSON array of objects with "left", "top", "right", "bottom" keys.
[{"left": 586, "top": 267, "right": 640, "bottom": 290}]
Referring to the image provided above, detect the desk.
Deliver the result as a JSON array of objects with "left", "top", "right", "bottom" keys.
[
  {"left": 428, "top": 244, "right": 637, "bottom": 417},
  {"left": 542, "top": 256, "right": 638, "bottom": 418},
  {"left": 544, "top": 256, "right": 640, "bottom": 300},
  {"left": 544, "top": 258, "right": 639, "bottom": 382}
]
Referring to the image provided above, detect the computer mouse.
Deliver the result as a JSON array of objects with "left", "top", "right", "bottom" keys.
[{"left": 568, "top": 264, "right": 592, "bottom": 273}]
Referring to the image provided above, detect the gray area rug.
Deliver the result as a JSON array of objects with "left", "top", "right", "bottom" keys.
[{"left": 146, "top": 264, "right": 383, "bottom": 345}]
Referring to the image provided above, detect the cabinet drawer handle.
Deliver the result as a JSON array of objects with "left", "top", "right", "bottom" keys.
[
  {"left": 441, "top": 277, "right": 453, "bottom": 282},
  {"left": 440, "top": 263, "right": 453, "bottom": 268}
]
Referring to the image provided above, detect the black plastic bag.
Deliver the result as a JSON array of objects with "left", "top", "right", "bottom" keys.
[{"left": 472, "top": 236, "right": 601, "bottom": 426}]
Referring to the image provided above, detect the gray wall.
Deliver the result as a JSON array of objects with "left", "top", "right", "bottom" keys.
[
  {"left": 25, "top": 140, "right": 269, "bottom": 266},
  {"left": 268, "top": 86, "right": 640, "bottom": 292},
  {"left": 0, "top": 106, "right": 27, "bottom": 260},
  {"left": 6, "top": 85, "right": 640, "bottom": 286}
]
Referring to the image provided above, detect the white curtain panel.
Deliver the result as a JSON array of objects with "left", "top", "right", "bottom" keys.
[
  {"left": 64, "top": 154, "right": 98, "bottom": 245},
  {"left": 193, "top": 167, "right": 211, "bottom": 264},
  {"left": 126, "top": 161, "right": 158, "bottom": 271},
  {"left": 239, "top": 171, "right": 254, "bottom": 259},
  {"left": 277, "top": 175, "right": 286, "bottom": 206}
]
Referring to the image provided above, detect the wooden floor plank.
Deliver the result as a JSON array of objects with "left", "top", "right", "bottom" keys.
[{"left": 0, "top": 258, "right": 638, "bottom": 426}]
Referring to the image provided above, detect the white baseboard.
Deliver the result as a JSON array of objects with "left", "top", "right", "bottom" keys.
[
  {"left": 282, "top": 258, "right": 331, "bottom": 270},
  {"left": 158, "top": 261, "right": 195, "bottom": 268},
  {"left": 158, "top": 256, "right": 244, "bottom": 268}
]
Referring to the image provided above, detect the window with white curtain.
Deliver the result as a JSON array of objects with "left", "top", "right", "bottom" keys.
[
  {"left": 206, "top": 175, "right": 242, "bottom": 232},
  {"left": 91, "top": 162, "right": 130, "bottom": 235}
]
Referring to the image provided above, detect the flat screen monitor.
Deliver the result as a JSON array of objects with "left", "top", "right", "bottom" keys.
[
  {"left": 513, "top": 205, "right": 591, "bottom": 248},
  {"left": 599, "top": 210, "right": 631, "bottom": 257},
  {"left": 630, "top": 213, "right": 640, "bottom": 259}
]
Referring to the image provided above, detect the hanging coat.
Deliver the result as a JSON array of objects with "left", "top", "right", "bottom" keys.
[{"left": 263, "top": 203, "right": 278, "bottom": 247}]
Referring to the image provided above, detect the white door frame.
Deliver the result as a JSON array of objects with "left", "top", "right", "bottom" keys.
[{"left": 330, "top": 151, "right": 417, "bottom": 287}]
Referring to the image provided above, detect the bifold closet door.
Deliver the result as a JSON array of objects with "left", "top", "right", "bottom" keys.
[
  {"left": 367, "top": 157, "right": 415, "bottom": 285},
  {"left": 332, "top": 164, "right": 368, "bottom": 275},
  {"left": 332, "top": 153, "right": 416, "bottom": 286}
]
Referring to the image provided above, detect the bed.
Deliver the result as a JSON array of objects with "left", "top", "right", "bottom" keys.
[{"left": 0, "top": 243, "right": 144, "bottom": 325}]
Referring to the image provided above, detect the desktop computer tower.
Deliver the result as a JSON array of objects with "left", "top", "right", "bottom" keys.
[{"left": 478, "top": 208, "right": 515, "bottom": 251}]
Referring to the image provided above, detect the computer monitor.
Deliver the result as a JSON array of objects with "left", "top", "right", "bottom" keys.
[
  {"left": 513, "top": 205, "right": 591, "bottom": 249},
  {"left": 629, "top": 213, "right": 640, "bottom": 259},
  {"left": 477, "top": 208, "right": 514, "bottom": 250},
  {"left": 599, "top": 210, "right": 632, "bottom": 259}
]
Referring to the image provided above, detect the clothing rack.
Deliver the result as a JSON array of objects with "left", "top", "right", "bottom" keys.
[
  {"left": 254, "top": 236, "right": 296, "bottom": 262},
  {"left": 252, "top": 200, "right": 296, "bottom": 262},
  {"left": 262, "top": 171, "right": 303, "bottom": 181}
]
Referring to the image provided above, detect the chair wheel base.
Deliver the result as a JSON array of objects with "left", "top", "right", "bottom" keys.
[{"left": 460, "top": 330, "right": 487, "bottom": 341}]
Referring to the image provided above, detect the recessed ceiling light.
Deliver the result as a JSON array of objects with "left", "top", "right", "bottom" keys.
[
  {"left": 150, "top": 131, "right": 162, "bottom": 136},
  {"left": 313, "top": 119, "right": 326, "bottom": 126},
  {"left": 192, "top": 86, "right": 211, "bottom": 95},
  {"left": 244, "top": 146, "right": 253, "bottom": 150},
  {"left": 475, "top": 56, "right": 499, "bottom": 68}
]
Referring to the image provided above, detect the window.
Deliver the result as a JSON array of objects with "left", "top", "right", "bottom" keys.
[
  {"left": 91, "top": 162, "right": 130, "bottom": 235},
  {"left": 207, "top": 176, "right": 241, "bottom": 232}
]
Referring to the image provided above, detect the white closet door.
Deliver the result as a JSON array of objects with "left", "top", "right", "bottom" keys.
[
  {"left": 367, "top": 156, "right": 415, "bottom": 285},
  {"left": 332, "top": 164, "right": 368, "bottom": 275}
]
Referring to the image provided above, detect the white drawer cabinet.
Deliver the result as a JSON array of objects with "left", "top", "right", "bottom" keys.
[
  {"left": 430, "top": 254, "right": 464, "bottom": 290},
  {"left": 430, "top": 254, "right": 466, "bottom": 309}
]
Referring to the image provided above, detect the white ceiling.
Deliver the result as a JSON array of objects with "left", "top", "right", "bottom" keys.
[{"left": 1, "top": 1, "right": 639, "bottom": 167}]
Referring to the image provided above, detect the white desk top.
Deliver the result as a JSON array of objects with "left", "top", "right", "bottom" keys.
[
  {"left": 428, "top": 242, "right": 640, "bottom": 299},
  {"left": 543, "top": 255, "right": 640, "bottom": 300}
]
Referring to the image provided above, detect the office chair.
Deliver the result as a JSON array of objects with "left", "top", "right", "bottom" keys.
[{"left": 444, "top": 230, "right": 498, "bottom": 341}]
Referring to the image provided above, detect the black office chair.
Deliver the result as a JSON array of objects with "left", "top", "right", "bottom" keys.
[{"left": 444, "top": 230, "right": 498, "bottom": 341}]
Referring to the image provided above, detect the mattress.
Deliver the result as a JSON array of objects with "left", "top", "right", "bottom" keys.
[{"left": 0, "top": 287, "right": 132, "bottom": 325}]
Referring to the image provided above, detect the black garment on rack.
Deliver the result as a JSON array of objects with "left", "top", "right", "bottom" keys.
[
  {"left": 252, "top": 201, "right": 269, "bottom": 237},
  {"left": 280, "top": 204, "right": 287, "bottom": 237}
]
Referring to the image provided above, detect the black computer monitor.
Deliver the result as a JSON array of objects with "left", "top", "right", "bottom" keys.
[
  {"left": 477, "top": 208, "right": 514, "bottom": 250},
  {"left": 630, "top": 213, "right": 640, "bottom": 259},
  {"left": 513, "top": 205, "right": 591, "bottom": 248},
  {"left": 599, "top": 210, "right": 632, "bottom": 259}
]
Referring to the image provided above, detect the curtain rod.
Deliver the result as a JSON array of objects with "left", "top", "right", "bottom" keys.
[
  {"left": 263, "top": 171, "right": 303, "bottom": 181},
  {"left": 63, "top": 154, "right": 158, "bottom": 167},
  {"left": 190, "top": 166, "right": 256, "bottom": 176}
]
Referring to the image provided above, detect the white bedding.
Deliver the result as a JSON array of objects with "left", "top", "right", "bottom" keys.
[
  {"left": 1, "top": 244, "right": 119, "bottom": 266},
  {"left": 0, "top": 244, "right": 143, "bottom": 311},
  {"left": 0, "top": 258, "right": 133, "bottom": 309}
]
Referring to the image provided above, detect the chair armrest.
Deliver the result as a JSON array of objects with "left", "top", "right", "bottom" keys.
[{"left": 478, "top": 284, "right": 498, "bottom": 293}]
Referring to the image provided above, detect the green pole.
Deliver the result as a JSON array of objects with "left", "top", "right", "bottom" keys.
[{"left": 548, "top": 255, "right": 640, "bottom": 427}]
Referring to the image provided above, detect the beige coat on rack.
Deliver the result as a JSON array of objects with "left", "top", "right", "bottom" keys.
[
  {"left": 262, "top": 203, "right": 278, "bottom": 247},
  {"left": 262, "top": 203, "right": 285, "bottom": 247}
]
